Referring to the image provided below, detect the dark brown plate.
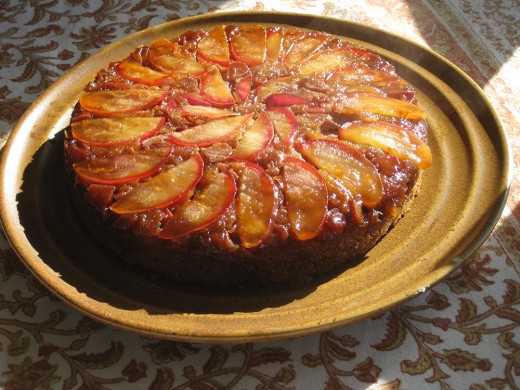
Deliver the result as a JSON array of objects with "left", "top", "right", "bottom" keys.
[{"left": 0, "top": 12, "right": 510, "bottom": 343}]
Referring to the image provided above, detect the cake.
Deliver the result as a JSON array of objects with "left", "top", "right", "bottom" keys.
[{"left": 64, "top": 24, "right": 432, "bottom": 286}]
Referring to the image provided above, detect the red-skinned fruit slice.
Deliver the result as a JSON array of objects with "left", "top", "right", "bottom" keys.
[
  {"left": 265, "top": 93, "right": 311, "bottom": 107},
  {"left": 294, "top": 48, "right": 360, "bottom": 76},
  {"left": 235, "top": 75, "right": 252, "bottom": 101},
  {"left": 265, "top": 27, "right": 283, "bottom": 63},
  {"left": 237, "top": 162, "right": 276, "bottom": 248},
  {"left": 283, "top": 156, "right": 328, "bottom": 240},
  {"left": 298, "top": 139, "right": 383, "bottom": 208},
  {"left": 115, "top": 58, "right": 169, "bottom": 86},
  {"left": 334, "top": 93, "right": 427, "bottom": 120},
  {"left": 197, "top": 25, "right": 230, "bottom": 66},
  {"left": 148, "top": 38, "right": 204, "bottom": 76},
  {"left": 177, "top": 105, "right": 238, "bottom": 120},
  {"left": 71, "top": 117, "right": 165, "bottom": 146},
  {"left": 79, "top": 89, "right": 167, "bottom": 116},
  {"left": 230, "top": 25, "right": 266, "bottom": 66},
  {"left": 159, "top": 168, "right": 236, "bottom": 239},
  {"left": 232, "top": 112, "right": 274, "bottom": 160},
  {"left": 110, "top": 154, "right": 204, "bottom": 214},
  {"left": 338, "top": 121, "right": 432, "bottom": 169},
  {"left": 170, "top": 113, "right": 252, "bottom": 147},
  {"left": 200, "top": 67, "right": 235, "bottom": 107},
  {"left": 73, "top": 144, "right": 172, "bottom": 185},
  {"left": 283, "top": 33, "right": 329, "bottom": 68},
  {"left": 254, "top": 76, "right": 299, "bottom": 102},
  {"left": 266, "top": 107, "right": 298, "bottom": 146},
  {"left": 177, "top": 92, "right": 212, "bottom": 106}
]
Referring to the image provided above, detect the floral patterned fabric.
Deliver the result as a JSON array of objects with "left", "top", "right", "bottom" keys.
[{"left": 0, "top": 1, "right": 519, "bottom": 389}]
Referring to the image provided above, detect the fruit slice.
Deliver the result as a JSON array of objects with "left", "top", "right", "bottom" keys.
[
  {"left": 71, "top": 117, "right": 165, "bottom": 146},
  {"left": 115, "top": 58, "right": 169, "bottom": 86},
  {"left": 237, "top": 162, "right": 276, "bottom": 248},
  {"left": 235, "top": 75, "right": 252, "bottom": 101},
  {"left": 79, "top": 89, "right": 167, "bottom": 116},
  {"left": 334, "top": 93, "right": 427, "bottom": 120},
  {"left": 148, "top": 38, "right": 204, "bottom": 76},
  {"left": 294, "top": 48, "right": 360, "bottom": 76},
  {"left": 283, "top": 33, "right": 329, "bottom": 68},
  {"left": 110, "top": 154, "right": 204, "bottom": 214},
  {"left": 338, "top": 121, "right": 432, "bottom": 169},
  {"left": 199, "top": 67, "right": 235, "bottom": 107},
  {"left": 283, "top": 156, "right": 328, "bottom": 240},
  {"left": 197, "top": 25, "right": 230, "bottom": 66},
  {"left": 170, "top": 113, "right": 252, "bottom": 147},
  {"left": 298, "top": 139, "right": 383, "bottom": 208},
  {"left": 178, "top": 105, "right": 238, "bottom": 120},
  {"left": 232, "top": 112, "right": 274, "bottom": 160},
  {"left": 177, "top": 92, "right": 212, "bottom": 106},
  {"left": 265, "top": 27, "right": 283, "bottom": 63},
  {"left": 254, "top": 76, "right": 299, "bottom": 102},
  {"left": 265, "top": 93, "right": 311, "bottom": 107},
  {"left": 230, "top": 25, "right": 266, "bottom": 66},
  {"left": 326, "top": 67, "right": 414, "bottom": 99},
  {"left": 266, "top": 107, "right": 298, "bottom": 146},
  {"left": 159, "top": 168, "right": 236, "bottom": 239},
  {"left": 73, "top": 144, "right": 172, "bottom": 185}
]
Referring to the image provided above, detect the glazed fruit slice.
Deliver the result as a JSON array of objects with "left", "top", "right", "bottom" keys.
[
  {"left": 255, "top": 76, "right": 300, "bottom": 102},
  {"left": 200, "top": 67, "right": 235, "bottom": 107},
  {"left": 197, "top": 25, "right": 230, "bottom": 66},
  {"left": 177, "top": 105, "right": 238, "bottom": 120},
  {"left": 265, "top": 27, "right": 283, "bottom": 63},
  {"left": 298, "top": 139, "right": 383, "bottom": 208},
  {"left": 232, "top": 112, "right": 274, "bottom": 160},
  {"left": 73, "top": 144, "right": 172, "bottom": 185},
  {"left": 159, "top": 168, "right": 236, "bottom": 239},
  {"left": 283, "top": 33, "right": 329, "bottom": 68},
  {"left": 170, "top": 113, "right": 252, "bottom": 147},
  {"left": 339, "top": 121, "right": 432, "bottom": 169},
  {"left": 148, "top": 38, "right": 204, "bottom": 76},
  {"left": 79, "top": 89, "right": 167, "bottom": 116},
  {"left": 295, "top": 48, "right": 360, "bottom": 76},
  {"left": 266, "top": 107, "right": 298, "bottom": 146},
  {"left": 71, "top": 117, "right": 165, "bottom": 146},
  {"left": 334, "top": 93, "right": 427, "bottom": 120},
  {"left": 115, "top": 58, "right": 169, "bottom": 86},
  {"left": 237, "top": 162, "right": 276, "bottom": 248},
  {"left": 265, "top": 93, "right": 311, "bottom": 107},
  {"left": 110, "top": 154, "right": 204, "bottom": 214},
  {"left": 230, "top": 24, "right": 266, "bottom": 66},
  {"left": 283, "top": 156, "right": 328, "bottom": 240}
]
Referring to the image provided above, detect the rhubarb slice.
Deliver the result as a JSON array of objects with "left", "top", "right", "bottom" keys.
[
  {"left": 170, "top": 114, "right": 252, "bottom": 147},
  {"left": 232, "top": 112, "right": 274, "bottom": 160},
  {"left": 79, "top": 89, "right": 167, "bottom": 116},
  {"left": 73, "top": 144, "right": 172, "bottom": 185},
  {"left": 283, "top": 156, "right": 328, "bottom": 240},
  {"left": 110, "top": 154, "right": 204, "bottom": 214},
  {"left": 71, "top": 117, "right": 165, "bottom": 146},
  {"left": 159, "top": 168, "right": 236, "bottom": 239},
  {"left": 298, "top": 139, "right": 383, "bottom": 208},
  {"left": 334, "top": 93, "right": 427, "bottom": 120},
  {"left": 237, "top": 162, "right": 276, "bottom": 248},
  {"left": 339, "top": 121, "right": 432, "bottom": 169}
]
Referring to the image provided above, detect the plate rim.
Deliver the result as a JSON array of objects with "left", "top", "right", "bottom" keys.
[{"left": 0, "top": 11, "right": 512, "bottom": 343}]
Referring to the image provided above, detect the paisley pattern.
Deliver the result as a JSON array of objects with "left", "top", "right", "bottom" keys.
[{"left": 0, "top": 1, "right": 518, "bottom": 389}]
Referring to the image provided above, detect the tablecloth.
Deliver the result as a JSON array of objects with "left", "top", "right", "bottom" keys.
[{"left": 0, "top": 1, "right": 518, "bottom": 389}]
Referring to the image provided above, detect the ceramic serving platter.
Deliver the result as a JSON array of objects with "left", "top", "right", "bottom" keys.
[{"left": 0, "top": 12, "right": 510, "bottom": 343}]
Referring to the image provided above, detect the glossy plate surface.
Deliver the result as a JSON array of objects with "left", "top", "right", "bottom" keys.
[{"left": 0, "top": 12, "right": 510, "bottom": 343}]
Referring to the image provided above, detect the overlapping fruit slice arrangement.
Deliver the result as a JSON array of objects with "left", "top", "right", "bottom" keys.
[{"left": 65, "top": 24, "right": 432, "bottom": 249}]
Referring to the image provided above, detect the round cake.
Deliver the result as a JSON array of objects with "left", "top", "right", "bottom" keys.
[{"left": 64, "top": 24, "right": 432, "bottom": 286}]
